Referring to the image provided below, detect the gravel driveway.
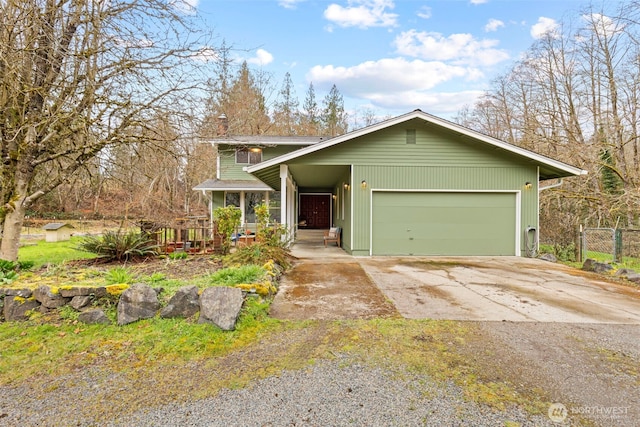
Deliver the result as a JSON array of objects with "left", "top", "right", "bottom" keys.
[{"left": 2, "top": 256, "right": 638, "bottom": 427}]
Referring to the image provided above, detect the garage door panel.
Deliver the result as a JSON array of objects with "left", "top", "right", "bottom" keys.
[{"left": 372, "top": 192, "right": 516, "bottom": 256}]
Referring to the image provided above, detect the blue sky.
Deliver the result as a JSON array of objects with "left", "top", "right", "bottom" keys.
[{"left": 185, "top": 0, "right": 616, "bottom": 120}]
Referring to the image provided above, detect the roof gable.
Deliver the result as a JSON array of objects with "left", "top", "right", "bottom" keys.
[{"left": 247, "top": 109, "right": 587, "bottom": 180}]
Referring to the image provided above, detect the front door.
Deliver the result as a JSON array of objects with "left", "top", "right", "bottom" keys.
[{"left": 299, "top": 194, "right": 331, "bottom": 229}]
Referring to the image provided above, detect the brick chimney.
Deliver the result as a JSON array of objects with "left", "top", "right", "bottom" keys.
[{"left": 217, "top": 114, "right": 228, "bottom": 136}]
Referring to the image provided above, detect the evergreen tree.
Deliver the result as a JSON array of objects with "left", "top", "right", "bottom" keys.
[
  {"left": 600, "top": 148, "right": 623, "bottom": 195},
  {"left": 272, "top": 72, "right": 300, "bottom": 135},
  {"left": 301, "top": 82, "right": 320, "bottom": 135},
  {"left": 226, "top": 61, "right": 272, "bottom": 134},
  {"left": 321, "top": 84, "right": 348, "bottom": 137}
]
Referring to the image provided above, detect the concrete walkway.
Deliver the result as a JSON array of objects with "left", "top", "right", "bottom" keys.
[
  {"left": 270, "top": 230, "right": 398, "bottom": 320},
  {"left": 288, "top": 229, "right": 351, "bottom": 260}
]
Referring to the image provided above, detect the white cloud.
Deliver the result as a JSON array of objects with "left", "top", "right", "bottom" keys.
[
  {"left": 417, "top": 6, "right": 432, "bottom": 20},
  {"left": 583, "top": 13, "right": 624, "bottom": 37},
  {"left": 307, "top": 58, "right": 479, "bottom": 97},
  {"left": 279, "top": 0, "right": 305, "bottom": 9},
  {"left": 531, "top": 17, "right": 559, "bottom": 39},
  {"left": 324, "top": 0, "right": 398, "bottom": 29},
  {"left": 247, "top": 49, "right": 274, "bottom": 66},
  {"left": 169, "top": 0, "right": 199, "bottom": 15},
  {"left": 470, "top": 0, "right": 488, "bottom": 4},
  {"left": 368, "top": 90, "right": 486, "bottom": 115},
  {"left": 484, "top": 18, "right": 504, "bottom": 32},
  {"left": 393, "top": 30, "right": 509, "bottom": 67},
  {"left": 191, "top": 46, "right": 218, "bottom": 62}
]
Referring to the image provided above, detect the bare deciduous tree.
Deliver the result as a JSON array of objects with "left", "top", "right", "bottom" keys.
[{"left": 0, "top": 0, "right": 218, "bottom": 261}]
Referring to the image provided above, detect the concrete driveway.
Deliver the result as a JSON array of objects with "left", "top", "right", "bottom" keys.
[
  {"left": 272, "top": 231, "right": 640, "bottom": 323},
  {"left": 358, "top": 256, "right": 640, "bottom": 324}
]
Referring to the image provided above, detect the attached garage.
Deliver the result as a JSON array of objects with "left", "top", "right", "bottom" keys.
[
  {"left": 371, "top": 191, "right": 518, "bottom": 256},
  {"left": 246, "top": 110, "right": 587, "bottom": 257}
]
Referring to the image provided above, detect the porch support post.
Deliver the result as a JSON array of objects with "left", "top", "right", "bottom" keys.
[{"left": 280, "top": 165, "right": 289, "bottom": 228}]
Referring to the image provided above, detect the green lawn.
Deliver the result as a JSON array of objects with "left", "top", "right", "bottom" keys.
[{"left": 18, "top": 236, "right": 96, "bottom": 268}]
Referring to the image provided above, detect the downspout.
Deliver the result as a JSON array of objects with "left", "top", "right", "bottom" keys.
[
  {"left": 526, "top": 178, "right": 563, "bottom": 257},
  {"left": 539, "top": 178, "right": 563, "bottom": 191}
]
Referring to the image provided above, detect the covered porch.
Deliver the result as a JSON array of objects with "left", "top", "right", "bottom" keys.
[{"left": 290, "top": 229, "right": 350, "bottom": 258}]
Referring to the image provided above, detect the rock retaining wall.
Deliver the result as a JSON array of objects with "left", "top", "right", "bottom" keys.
[{"left": 0, "top": 283, "right": 251, "bottom": 331}]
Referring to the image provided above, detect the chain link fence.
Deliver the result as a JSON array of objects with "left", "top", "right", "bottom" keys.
[
  {"left": 581, "top": 228, "right": 616, "bottom": 262},
  {"left": 581, "top": 228, "right": 640, "bottom": 263}
]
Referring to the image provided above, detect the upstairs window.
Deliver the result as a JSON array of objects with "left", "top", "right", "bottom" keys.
[{"left": 236, "top": 147, "right": 262, "bottom": 164}]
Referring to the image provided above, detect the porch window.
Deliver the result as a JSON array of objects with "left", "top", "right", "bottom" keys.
[
  {"left": 225, "top": 192, "right": 240, "bottom": 207},
  {"left": 236, "top": 147, "right": 262, "bottom": 164},
  {"left": 244, "top": 192, "right": 264, "bottom": 224},
  {"left": 268, "top": 191, "right": 281, "bottom": 223}
]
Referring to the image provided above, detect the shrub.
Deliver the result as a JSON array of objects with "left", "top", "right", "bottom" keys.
[
  {"left": 210, "top": 264, "right": 265, "bottom": 286},
  {"left": 105, "top": 267, "right": 133, "bottom": 285},
  {"left": 78, "top": 229, "right": 158, "bottom": 261},
  {"left": 214, "top": 206, "right": 242, "bottom": 255},
  {"left": 0, "top": 259, "right": 19, "bottom": 284},
  {"left": 225, "top": 242, "right": 292, "bottom": 270},
  {"left": 17, "top": 260, "right": 35, "bottom": 271},
  {"left": 0, "top": 259, "right": 16, "bottom": 273},
  {"left": 168, "top": 251, "right": 188, "bottom": 260},
  {"left": 539, "top": 243, "right": 576, "bottom": 262}
]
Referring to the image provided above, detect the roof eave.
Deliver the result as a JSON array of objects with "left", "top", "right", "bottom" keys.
[{"left": 247, "top": 109, "right": 588, "bottom": 177}]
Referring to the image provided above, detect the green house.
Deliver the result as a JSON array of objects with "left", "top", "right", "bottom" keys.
[
  {"left": 193, "top": 116, "right": 327, "bottom": 228},
  {"left": 196, "top": 110, "right": 586, "bottom": 256}
]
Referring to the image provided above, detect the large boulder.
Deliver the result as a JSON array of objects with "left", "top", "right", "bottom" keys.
[
  {"left": 116, "top": 283, "right": 160, "bottom": 326},
  {"left": 160, "top": 286, "right": 200, "bottom": 319},
  {"left": 538, "top": 253, "right": 557, "bottom": 263},
  {"left": 582, "top": 258, "right": 613, "bottom": 274},
  {"left": 199, "top": 287, "right": 244, "bottom": 331},
  {"left": 4, "top": 296, "right": 40, "bottom": 321},
  {"left": 78, "top": 309, "right": 111, "bottom": 325},
  {"left": 34, "top": 285, "right": 71, "bottom": 309}
]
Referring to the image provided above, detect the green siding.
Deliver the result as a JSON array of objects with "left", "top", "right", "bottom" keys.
[
  {"left": 288, "top": 122, "right": 535, "bottom": 169},
  {"left": 372, "top": 192, "right": 516, "bottom": 256},
  {"left": 219, "top": 144, "right": 305, "bottom": 181}
]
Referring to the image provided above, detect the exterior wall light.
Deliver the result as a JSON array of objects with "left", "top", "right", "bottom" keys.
[
  {"left": 344, "top": 183, "right": 349, "bottom": 190},
  {"left": 361, "top": 180, "right": 367, "bottom": 189},
  {"left": 524, "top": 182, "right": 532, "bottom": 189}
]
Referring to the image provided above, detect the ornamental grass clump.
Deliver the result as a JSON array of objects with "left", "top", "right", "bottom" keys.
[{"left": 78, "top": 229, "right": 158, "bottom": 261}]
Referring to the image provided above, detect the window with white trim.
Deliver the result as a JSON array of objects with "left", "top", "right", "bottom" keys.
[{"left": 236, "top": 147, "right": 262, "bottom": 164}]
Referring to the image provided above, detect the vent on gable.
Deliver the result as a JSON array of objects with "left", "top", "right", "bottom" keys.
[{"left": 406, "top": 129, "right": 416, "bottom": 144}]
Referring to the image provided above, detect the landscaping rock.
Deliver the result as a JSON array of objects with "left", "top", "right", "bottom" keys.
[
  {"left": 199, "top": 287, "right": 244, "bottom": 331},
  {"left": 78, "top": 309, "right": 111, "bottom": 325},
  {"left": 625, "top": 273, "right": 640, "bottom": 284},
  {"left": 160, "top": 286, "right": 200, "bottom": 319},
  {"left": 615, "top": 268, "right": 636, "bottom": 277},
  {"left": 71, "top": 295, "right": 92, "bottom": 310},
  {"left": 538, "top": 253, "right": 557, "bottom": 263},
  {"left": 4, "top": 296, "right": 40, "bottom": 321},
  {"left": 5, "top": 288, "right": 32, "bottom": 298},
  {"left": 582, "top": 259, "right": 613, "bottom": 274},
  {"left": 34, "top": 285, "right": 71, "bottom": 309},
  {"left": 117, "top": 283, "right": 160, "bottom": 326},
  {"left": 59, "top": 287, "right": 95, "bottom": 298}
]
